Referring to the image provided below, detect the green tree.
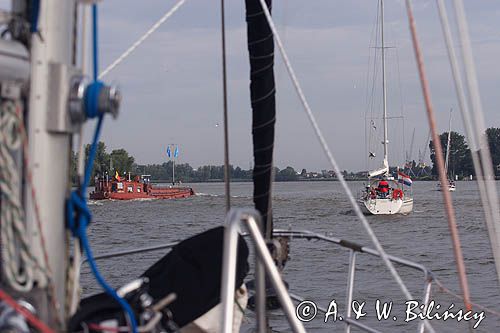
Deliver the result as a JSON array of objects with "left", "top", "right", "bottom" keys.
[
  {"left": 486, "top": 127, "right": 500, "bottom": 176},
  {"left": 276, "top": 166, "right": 298, "bottom": 181},
  {"left": 84, "top": 141, "right": 110, "bottom": 181},
  {"left": 429, "top": 131, "right": 473, "bottom": 178},
  {"left": 110, "top": 149, "right": 134, "bottom": 174}
]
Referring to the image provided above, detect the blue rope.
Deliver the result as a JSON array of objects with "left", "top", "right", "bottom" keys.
[
  {"left": 66, "top": 4, "right": 138, "bottom": 332},
  {"left": 83, "top": 81, "right": 104, "bottom": 120},
  {"left": 30, "top": 0, "right": 40, "bottom": 33}
]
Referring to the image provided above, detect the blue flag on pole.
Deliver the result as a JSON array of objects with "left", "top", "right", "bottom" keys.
[
  {"left": 167, "top": 146, "right": 171, "bottom": 158},
  {"left": 174, "top": 146, "right": 179, "bottom": 158}
]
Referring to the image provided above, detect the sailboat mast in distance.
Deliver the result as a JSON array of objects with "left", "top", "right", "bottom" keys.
[{"left": 445, "top": 109, "right": 452, "bottom": 173}]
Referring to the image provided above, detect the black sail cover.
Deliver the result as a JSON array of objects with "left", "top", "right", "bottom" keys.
[{"left": 246, "top": 0, "right": 275, "bottom": 234}]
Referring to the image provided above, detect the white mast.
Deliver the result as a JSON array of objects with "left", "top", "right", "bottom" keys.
[
  {"left": 24, "top": 0, "right": 76, "bottom": 325},
  {"left": 381, "top": 0, "right": 389, "bottom": 174},
  {"left": 444, "top": 109, "right": 452, "bottom": 176}
]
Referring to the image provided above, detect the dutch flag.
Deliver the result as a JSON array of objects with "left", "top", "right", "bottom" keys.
[{"left": 398, "top": 171, "right": 413, "bottom": 186}]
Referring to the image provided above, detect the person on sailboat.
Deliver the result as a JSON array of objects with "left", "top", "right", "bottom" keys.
[{"left": 377, "top": 179, "right": 390, "bottom": 198}]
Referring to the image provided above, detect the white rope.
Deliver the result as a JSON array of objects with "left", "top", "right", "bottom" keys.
[
  {"left": 0, "top": 101, "right": 35, "bottom": 292},
  {"left": 98, "top": 0, "right": 186, "bottom": 79},
  {"left": 437, "top": 0, "right": 500, "bottom": 283},
  {"left": 257, "top": 2, "right": 435, "bottom": 332}
]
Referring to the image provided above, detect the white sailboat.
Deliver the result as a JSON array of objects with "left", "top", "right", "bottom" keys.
[
  {"left": 437, "top": 109, "right": 456, "bottom": 191},
  {"left": 359, "top": 0, "right": 413, "bottom": 215}
]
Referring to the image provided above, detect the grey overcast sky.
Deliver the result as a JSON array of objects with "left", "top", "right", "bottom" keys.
[{"left": 3, "top": 1, "right": 500, "bottom": 171}]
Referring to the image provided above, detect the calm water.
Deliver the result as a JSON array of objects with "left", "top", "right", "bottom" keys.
[{"left": 83, "top": 181, "right": 500, "bottom": 332}]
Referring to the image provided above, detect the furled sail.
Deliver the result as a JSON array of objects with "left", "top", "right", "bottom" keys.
[
  {"left": 245, "top": 0, "right": 275, "bottom": 236},
  {"left": 368, "top": 166, "right": 389, "bottom": 178}
]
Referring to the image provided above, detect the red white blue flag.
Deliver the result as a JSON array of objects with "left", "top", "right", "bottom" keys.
[{"left": 398, "top": 171, "right": 412, "bottom": 186}]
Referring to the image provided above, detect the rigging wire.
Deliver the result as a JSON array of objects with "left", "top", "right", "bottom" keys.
[
  {"left": 395, "top": 47, "right": 407, "bottom": 166},
  {"left": 451, "top": 0, "right": 500, "bottom": 282},
  {"left": 98, "top": 0, "right": 186, "bottom": 79},
  {"left": 220, "top": 0, "right": 230, "bottom": 212},
  {"left": 256, "top": 2, "right": 435, "bottom": 332},
  {"left": 404, "top": 0, "right": 472, "bottom": 312},
  {"left": 364, "top": 0, "right": 380, "bottom": 171},
  {"left": 435, "top": 0, "right": 495, "bottom": 266}
]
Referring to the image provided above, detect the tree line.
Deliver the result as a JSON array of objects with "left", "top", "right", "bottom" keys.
[
  {"left": 131, "top": 164, "right": 301, "bottom": 183},
  {"left": 70, "top": 142, "right": 300, "bottom": 184},
  {"left": 72, "top": 128, "right": 500, "bottom": 185},
  {"left": 405, "top": 127, "right": 500, "bottom": 179},
  {"left": 71, "top": 142, "right": 135, "bottom": 185}
]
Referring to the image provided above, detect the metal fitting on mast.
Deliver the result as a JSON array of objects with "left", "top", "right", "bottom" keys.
[
  {"left": 68, "top": 76, "right": 121, "bottom": 123},
  {"left": 47, "top": 63, "right": 121, "bottom": 133}
]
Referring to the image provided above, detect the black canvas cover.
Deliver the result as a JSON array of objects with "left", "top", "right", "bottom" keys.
[{"left": 246, "top": 0, "right": 276, "bottom": 234}]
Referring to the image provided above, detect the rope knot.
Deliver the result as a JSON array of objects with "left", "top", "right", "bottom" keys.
[{"left": 66, "top": 190, "right": 92, "bottom": 237}]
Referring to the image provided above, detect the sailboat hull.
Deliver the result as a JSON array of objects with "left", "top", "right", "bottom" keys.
[
  {"left": 437, "top": 183, "right": 456, "bottom": 192},
  {"left": 359, "top": 197, "right": 413, "bottom": 215}
]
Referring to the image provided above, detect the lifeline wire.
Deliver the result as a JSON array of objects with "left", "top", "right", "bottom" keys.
[
  {"left": 255, "top": 3, "right": 436, "bottom": 333},
  {"left": 98, "top": 0, "right": 186, "bottom": 79},
  {"left": 405, "top": 0, "right": 472, "bottom": 311}
]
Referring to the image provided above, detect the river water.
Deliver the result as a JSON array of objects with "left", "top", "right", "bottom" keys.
[{"left": 83, "top": 181, "right": 500, "bottom": 332}]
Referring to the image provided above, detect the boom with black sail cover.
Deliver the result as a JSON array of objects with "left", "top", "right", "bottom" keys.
[{"left": 245, "top": 0, "right": 275, "bottom": 237}]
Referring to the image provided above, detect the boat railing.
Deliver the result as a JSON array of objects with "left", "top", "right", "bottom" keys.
[
  {"left": 271, "top": 229, "right": 433, "bottom": 333},
  {"left": 80, "top": 209, "right": 435, "bottom": 333},
  {"left": 220, "top": 208, "right": 306, "bottom": 333}
]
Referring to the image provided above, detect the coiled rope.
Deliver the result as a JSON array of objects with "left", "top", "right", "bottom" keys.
[
  {"left": 0, "top": 101, "right": 34, "bottom": 292},
  {"left": 0, "top": 100, "right": 62, "bottom": 327}
]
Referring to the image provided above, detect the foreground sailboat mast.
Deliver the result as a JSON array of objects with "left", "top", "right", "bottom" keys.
[
  {"left": 22, "top": 0, "right": 76, "bottom": 325},
  {"left": 381, "top": 0, "right": 389, "bottom": 173}
]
